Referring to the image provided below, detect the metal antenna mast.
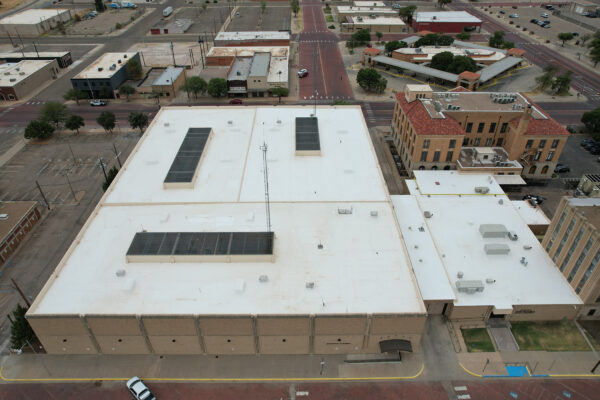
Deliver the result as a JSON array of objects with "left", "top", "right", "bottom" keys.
[{"left": 260, "top": 142, "right": 271, "bottom": 233}]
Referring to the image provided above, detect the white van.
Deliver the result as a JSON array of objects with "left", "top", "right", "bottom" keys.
[{"left": 163, "top": 6, "right": 173, "bottom": 17}]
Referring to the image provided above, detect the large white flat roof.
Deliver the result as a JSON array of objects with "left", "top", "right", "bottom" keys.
[
  {"left": 73, "top": 52, "right": 137, "bottom": 80},
  {"left": 215, "top": 31, "right": 290, "bottom": 41},
  {"left": 415, "top": 11, "right": 482, "bottom": 24},
  {"left": 354, "top": 1, "right": 386, "bottom": 6},
  {"left": 0, "top": 9, "right": 70, "bottom": 25},
  {"left": 30, "top": 106, "right": 425, "bottom": 316},
  {"left": 511, "top": 200, "right": 551, "bottom": 226},
  {"left": 401, "top": 171, "right": 581, "bottom": 310},
  {"left": 348, "top": 16, "right": 406, "bottom": 25}
]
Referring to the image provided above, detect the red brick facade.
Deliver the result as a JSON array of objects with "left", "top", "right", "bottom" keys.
[{"left": 0, "top": 206, "right": 41, "bottom": 264}]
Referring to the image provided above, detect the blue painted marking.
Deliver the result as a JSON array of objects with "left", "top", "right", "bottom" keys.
[
  {"left": 510, "top": 391, "right": 518, "bottom": 399},
  {"left": 563, "top": 390, "right": 572, "bottom": 398},
  {"left": 506, "top": 366, "right": 529, "bottom": 377}
]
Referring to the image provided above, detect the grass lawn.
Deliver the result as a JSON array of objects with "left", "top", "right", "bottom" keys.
[
  {"left": 511, "top": 321, "right": 598, "bottom": 351},
  {"left": 326, "top": 15, "right": 334, "bottom": 22},
  {"left": 461, "top": 328, "right": 495, "bottom": 352}
]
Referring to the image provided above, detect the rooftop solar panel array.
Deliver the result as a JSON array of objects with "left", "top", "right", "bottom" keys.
[
  {"left": 295, "top": 117, "right": 320, "bottom": 151},
  {"left": 127, "top": 232, "right": 274, "bottom": 256},
  {"left": 164, "top": 127, "right": 211, "bottom": 184}
]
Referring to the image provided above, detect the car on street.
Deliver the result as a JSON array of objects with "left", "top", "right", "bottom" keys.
[
  {"left": 584, "top": 141, "right": 599, "bottom": 150},
  {"left": 109, "top": 3, "right": 120, "bottom": 8},
  {"left": 523, "top": 194, "right": 545, "bottom": 205},
  {"left": 590, "top": 146, "right": 600, "bottom": 155},
  {"left": 545, "top": 5, "right": 555, "bottom": 10},
  {"left": 541, "top": 13, "right": 549, "bottom": 18},
  {"left": 510, "top": 13, "right": 519, "bottom": 18},
  {"left": 581, "top": 138, "right": 596, "bottom": 146},
  {"left": 542, "top": 24, "right": 551, "bottom": 28},
  {"left": 512, "top": 6, "right": 518, "bottom": 9},
  {"left": 126, "top": 377, "right": 155, "bottom": 400},
  {"left": 228, "top": 98, "right": 243, "bottom": 104},
  {"left": 572, "top": 32, "right": 580, "bottom": 36},
  {"left": 392, "top": 3, "right": 401, "bottom": 9},
  {"left": 554, "top": 163, "right": 570, "bottom": 173},
  {"left": 531, "top": 18, "right": 538, "bottom": 23},
  {"left": 90, "top": 100, "right": 106, "bottom": 106},
  {"left": 500, "top": 10, "right": 506, "bottom": 14},
  {"left": 298, "top": 68, "right": 308, "bottom": 78}
]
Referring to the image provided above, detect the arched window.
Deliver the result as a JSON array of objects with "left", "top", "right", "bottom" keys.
[
  {"left": 443, "top": 166, "right": 450, "bottom": 170},
  {"left": 431, "top": 166, "right": 438, "bottom": 170},
  {"left": 418, "top": 166, "right": 425, "bottom": 170},
  {"left": 541, "top": 165, "right": 549, "bottom": 175},
  {"left": 528, "top": 165, "right": 537, "bottom": 175}
]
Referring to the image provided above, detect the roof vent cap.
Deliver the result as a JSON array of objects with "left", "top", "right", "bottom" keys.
[
  {"left": 258, "top": 275, "right": 269, "bottom": 283},
  {"left": 115, "top": 269, "right": 126, "bottom": 277},
  {"left": 305, "top": 282, "right": 315, "bottom": 289},
  {"left": 457, "top": 271, "right": 464, "bottom": 279},
  {"left": 424, "top": 211, "right": 433, "bottom": 218},
  {"left": 370, "top": 210, "right": 378, "bottom": 217}
]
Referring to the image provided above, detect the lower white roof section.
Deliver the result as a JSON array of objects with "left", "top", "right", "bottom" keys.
[
  {"left": 391, "top": 195, "right": 456, "bottom": 302},
  {"left": 511, "top": 200, "right": 550, "bottom": 226},
  {"left": 413, "top": 170, "right": 505, "bottom": 196},
  {"left": 30, "top": 202, "right": 426, "bottom": 316}
]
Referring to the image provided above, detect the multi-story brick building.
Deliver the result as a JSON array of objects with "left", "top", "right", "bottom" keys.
[
  {"left": 391, "top": 85, "right": 569, "bottom": 179},
  {"left": 542, "top": 197, "right": 600, "bottom": 319}
]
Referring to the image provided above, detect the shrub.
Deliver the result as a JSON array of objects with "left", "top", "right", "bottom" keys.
[
  {"left": 326, "top": 15, "right": 333, "bottom": 22},
  {"left": 328, "top": 25, "right": 334, "bottom": 29},
  {"left": 213, "top": 0, "right": 217, "bottom": 3},
  {"left": 115, "top": 22, "right": 122, "bottom": 30},
  {"left": 74, "top": 14, "right": 81, "bottom": 22}
]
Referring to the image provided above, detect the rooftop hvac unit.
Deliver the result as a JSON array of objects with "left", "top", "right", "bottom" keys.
[
  {"left": 15, "top": 67, "right": 19, "bottom": 72},
  {"left": 370, "top": 210, "right": 378, "bottom": 217},
  {"left": 424, "top": 211, "right": 433, "bottom": 218},
  {"left": 474, "top": 186, "right": 489, "bottom": 194},
  {"left": 454, "top": 106, "right": 460, "bottom": 110},
  {"left": 479, "top": 224, "right": 508, "bottom": 238},
  {"left": 434, "top": 101, "right": 442, "bottom": 111},
  {"left": 98, "top": 67, "right": 103, "bottom": 71},
  {"left": 486, "top": 278, "right": 495, "bottom": 284},
  {"left": 117, "top": 59, "right": 122, "bottom": 64},
  {"left": 508, "top": 231, "right": 518, "bottom": 241},
  {"left": 18, "top": 72, "right": 25, "bottom": 75},
  {"left": 124, "top": 54, "right": 128, "bottom": 58},
  {"left": 305, "top": 282, "right": 315, "bottom": 289},
  {"left": 338, "top": 207, "right": 353, "bottom": 214},
  {"left": 484, "top": 243, "right": 510, "bottom": 255},
  {"left": 447, "top": 104, "right": 453, "bottom": 110},
  {"left": 457, "top": 271, "right": 464, "bottom": 279},
  {"left": 258, "top": 275, "right": 269, "bottom": 283},
  {"left": 455, "top": 280, "right": 484, "bottom": 294},
  {"left": 9, "top": 78, "right": 16, "bottom": 82}
]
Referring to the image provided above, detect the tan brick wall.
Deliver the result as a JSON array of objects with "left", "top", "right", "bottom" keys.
[
  {"left": 448, "top": 305, "right": 490, "bottom": 320},
  {"left": 365, "top": 333, "right": 422, "bottom": 353},
  {"left": 95, "top": 335, "right": 149, "bottom": 354},
  {"left": 86, "top": 317, "right": 141, "bottom": 336},
  {"left": 256, "top": 317, "right": 310, "bottom": 335},
  {"left": 203, "top": 335, "right": 255, "bottom": 354},
  {"left": 370, "top": 316, "right": 426, "bottom": 334},
  {"left": 142, "top": 317, "right": 197, "bottom": 336},
  {"left": 28, "top": 316, "right": 87, "bottom": 336},
  {"left": 508, "top": 304, "right": 580, "bottom": 321},
  {"left": 149, "top": 335, "right": 203, "bottom": 354},
  {"left": 37, "top": 335, "right": 97, "bottom": 354},
  {"left": 314, "top": 335, "right": 364, "bottom": 354},
  {"left": 314, "top": 317, "right": 366, "bottom": 334},
  {"left": 258, "top": 335, "right": 310, "bottom": 354},
  {"left": 199, "top": 317, "right": 254, "bottom": 335}
]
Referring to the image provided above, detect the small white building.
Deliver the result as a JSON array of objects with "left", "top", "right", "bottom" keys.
[
  {"left": 0, "top": 9, "right": 72, "bottom": 36},
  {"left": 0, "top": 60, "right": 59, "bottom": 101}
]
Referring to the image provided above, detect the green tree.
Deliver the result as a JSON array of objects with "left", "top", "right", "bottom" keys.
[
  {"left": 40, "top": 101, "right": 68, "bottom": 129},
  {"left": 261, "top": 0, "right": 266, "bottom": 13},
  {"left": 95, "top": 0, "right": 106, "bottom": 12},
  {"left": 291, "top": 0, "right": 300, "bottom": 16},
  {"left": 558, "top": 32, "right": 574, "bottom": 46},
  {"left": 446, "top": 55, "right": 477, "bottom": 74},
  {"left": 398, "top": 5, "right": 417, "bottom": 22},
  {"left": 456, "top": 32, "right": 471, "bottom": 41},
  {"left": 182, "top": 76, "right": 208, "bottom": 99},
  {"left": 489, "top": 31, "right": 506, "bottom": 48},
  {"left": 10, "top": 304, "right": 37, "bottom": 350},
  {"left": 351, "top": 29, "right": 371, "bottom": 44},
  {"left": 118, "top": 84, "right": 136, "bottom": 101},
  {"left": 271, "top": 87, "right": 289, "bottom": 103},
  {"left": 207, "top": 78, "right": 228, "bottom": 97},
  {"left": 65, "top": 114, "right": 85, "bottom": 135},
  {"left": 356, "top": 68, "right": 387, "bottom": 94},
  {"left": 430, "top": 51, "right": 454, "bottom": 71},
  {"left": 126, "top": 58, "right": 143, "bottom": 80},
  {"left": 581, "top": 33, "right": 592, "bottom": 46},
  {"left": 375, "top": 31, "right": 383, "bottom": 42},
  {"left": 552, "top": 70, "right": 573, "bottom": 95},
  {"left": 333, "top": 100, "right": 351, "bottom": 105},
  {"left": 582, "top": 108, "right": 600, "bottom": 133},
  {"left": 591, "top": 46, "right": 600, "bottom": 67},
  {"left": 128, "top": 112, "right": 149, "bottom": 133},
  {"left": 102, "top": 166, "right": 119, "bottom": 192},
  {"left": 437, "top": 35, "right": 454, "bottom": 46},
  {"left": 63, "top": 88, "right": 87, "bottom": 105},
  {"left": 24, "top": 119, "right": 54, "bottom": 140},
  {"left": 438, "top": 0, "right": 451, "bottom": 8},
  {"left": 97, "top": 111, "right": 116, "bottom": 133},
  {"left": 535, "top": 64, "right": 559, "bottom": 90},
  {"left": 415, "top": 33, "right": 454, "bottom": 47},
  {"left": 384, "top": 40, "right": 407, "bottom": 55}
]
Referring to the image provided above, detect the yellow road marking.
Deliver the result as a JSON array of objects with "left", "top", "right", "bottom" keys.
[{"left": 458, "top": 362, "right": 483, "bottom": 378}]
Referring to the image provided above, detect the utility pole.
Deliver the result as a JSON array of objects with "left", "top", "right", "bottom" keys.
[
  {"left": 11, "top": 278, "right": 31, "bottom": 307},
  {"left": 98, "top": 157, "right": 108, "bottom": 183},
  {"left": 170, "top": 41, "right": 176, "bottom": 66},
  {"left": 35, "top": 180, "right": 50, "bottom": 209},
  {"left": 32, "top": 41, "right": 39, "bottom": 58},
  {"left": 65, "top": 172, "right": 76, "bottom": 201},
  {"left": 68, "top": 143, "right": 77, "bottom": 165},
  {"left": 6, "top": 31, "right": 15, "bottom": 48},
  {"left": 113, "top": 143, "right": 122, "bottom": 167},
  {"left": 16, "top": 29, "right": 25, "bottom": 56}
]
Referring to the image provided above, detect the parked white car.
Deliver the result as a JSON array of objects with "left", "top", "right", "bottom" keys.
[{"left": 126, "top": 377, "right": 156, "bottom": 400}]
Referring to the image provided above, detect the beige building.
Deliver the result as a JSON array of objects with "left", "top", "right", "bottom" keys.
[
  {"left": 392, "top": 85, "right": 569, "bottom": 180},
  {"left": 150, "top": 67, "right": 186, "bottom": 98},
  {"left": 0, "top": 60, "right": 59, "bottom": 101},
  {"left": 543, "top": 197, "right": 600, "bottom": 319},
  {"left": 0, "top": 9, "right": 72, "bottom": 37},
  {"left": 336, "top": 6, "right": 397, "bottom": 23},
  {"left": 341, "top": 16, "right": 407, "bottom": 33},
  {"left": 392, "top": 46, "right": 505, "bottom": 65},
  {"left": 27, "top": 106, "right": 427, "bottom": 355},
  {"left": 394, "top": 171, "right": 581, "bottom": 324}
]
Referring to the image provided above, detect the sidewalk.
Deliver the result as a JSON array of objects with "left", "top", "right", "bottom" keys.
[{"left": 0, "top": 353, "right": 424, "bottom": 382}]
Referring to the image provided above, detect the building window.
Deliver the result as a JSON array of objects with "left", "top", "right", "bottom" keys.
[
  {"left": 528, "top": 165, "right": 536, "bottom": 174},
  {"left": 7, "top": 94, "right": 15, "bottom": 100},
  {"left": 500, "top": 122, "right": 508, "bottom": 133},
  {"left": 539, "top": 140, "right": 547, "bottom": 148},
  {"left": 588, "top": 309, "right": 596, "bottom": 316},
  {"left": 497, "top": 138, "right": 503, "bottom": 146},
  {"left": 567, "top": 237, "right": 594, "bottom": 280},
  {"left": 554, "top": 219, "right": 576, "bottom": 262},
  {"left": 541, "top": 165, "right": 549, "bottom": 174},
  {"left": 534, "top": 151, "right": 541, "bottom": 161},
  {"left": 462, "top": 138, "right": 469, "bottom": 146},
  {"left": 546, "top": 151, "right": 554, "bottom": 161},
  {"left": 477, "top": 122, "right": 485, "bottom": 133},
  {"left": 449, "top": 139, "right": 456, "bottom": 149},
  {"left": 420, "top": 151, "right": 428, "bottom": 162},
  {"left": 474, "top": 138, "right": 480, "bottom": 146},
  {"left": 433, "top": 151, "right": 440, "bottom": 162},
  {"left": 423, "top": 139, "right": 430, "bottom": 149},
  {"left": 526, "top": 140, "right": 533, "bottom": 149},
  {"left": 576, "top": 249, "right": 600, "bottom": 293},
  {"left": 485, "top": 138, "right": 492, "bottom": 146},
  {"left": 547, "top": 210, "right": 567, "bottom": 251},
  {"left": 563, "top": 228, "right": 585, "bottom": 274},
  {"left": 489, "top": 123, "right": 496, "bottom": 133},
  {"left": 466, "top": 122, "right": 473, "bottom": 133},
  {"left": 551, "top": 139, "right": 559, "bottom": 148},
  {"left": 446, "top": 151, "right": 453, "bottom": 162}
]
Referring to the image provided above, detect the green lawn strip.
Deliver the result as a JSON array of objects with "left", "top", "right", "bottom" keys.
[
  {"left": 511, "top": 321, "right": 592, "bottom": 351},
  {"left": 461, "top": 328, "right": 495, "bottom": 352},
  {"left": 326, "top": 15, "right": 334, "bottom": 22}
]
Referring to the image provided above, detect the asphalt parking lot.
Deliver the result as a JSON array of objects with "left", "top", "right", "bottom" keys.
[
  {"left": 174, "top": 7, "right": 229, "bottom": 35},
  {"left": 227, "top": 5, "right": 291, "bottom": 32}
]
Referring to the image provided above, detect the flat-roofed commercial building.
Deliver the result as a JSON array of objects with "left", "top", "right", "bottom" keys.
[
  {"left": 151, "top": 67, "right": 186, "bottom": 98},
  {"left": 0, "top": 51, "right": 72, "bottom": 68},
  {"left": 543, "top": 197, "right": 600, "bottom": 319},
  {"left": 0, "top": 9, "right": 72, "bottom": 36},
  {"left": 394, "top": 171, "right": 581, "bottom": 322},
  {"left": 393, "top": 46, "right": 505, "bottom": 65},
  {"left": 27, "top": 106, "right": 427, "bottom": 355},
  {"left": 0, "top": 59, "right": 59, "bottom": 101},
  {"left": 354, "top": 1, "right": 387, "bottom": 7},
  {"left": 413, "top": 11, "right": 482, "bottom": 33},
  {"left": 392, "top": 85, "right": 569, "bottom": 179},
  {"left": 336, "top": 6, "right": 397, "bottom": 23},
  {"left": 214, "top": 31, "right": 290, "bottom": 47},
  {"left": 341, "top": 16, "right": 407, "bottom": 33},
  {"left": 71, "top": 52, "right": 140, "bottom": 99}
]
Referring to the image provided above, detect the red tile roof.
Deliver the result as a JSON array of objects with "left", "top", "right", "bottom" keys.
[
  {"left": 363, "top": 48, "right": 383, "bottom": 56},
  {"left": 449, "top": 86, "right": 471, "bottom": 93},
  {"left": 509, "top": 96, "right": 570, "bottom": 136},
  {"left": 458, "top": 71, "right": 480, "bottom": 80},
  {"left": 417, "top": 30, "right": 434, "bottom": 36},
  {"left": 395, "top": 93, "right": 465, "bottom": 136},
  {"left": 507, "top": 48, "right": 526, "bottom": 57}
]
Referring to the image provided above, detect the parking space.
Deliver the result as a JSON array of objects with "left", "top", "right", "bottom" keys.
[
  {"left": 173, "top": 7, "right": 229, "bottom": 35},
  {"left": 227, "top": 5, "right": 291, "bottom": 32},
  {"left": 65, "top": 9, "right": 142, "bottom": 35}
]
